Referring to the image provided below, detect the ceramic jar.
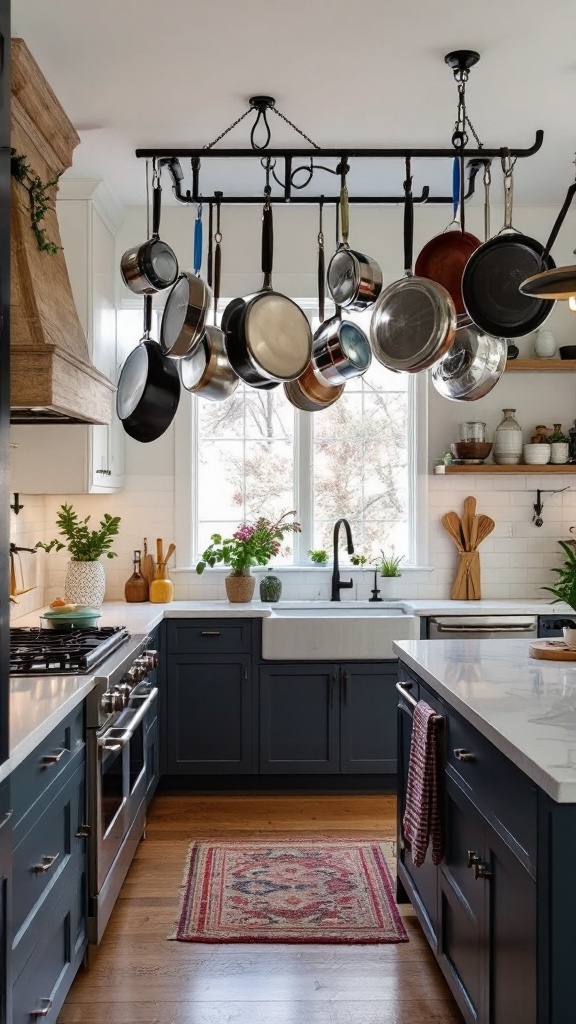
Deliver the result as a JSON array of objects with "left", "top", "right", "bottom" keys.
[
  {"left": 534, "top": 329, "right": 557, "bottom": 358},
  {"left": 259, "top": 569, "right": 282, "bottom": 603},
  {"left": 563, "top": 626, "right": 576, "bottom": 650},
  {"left": 550, "top": 442, "right": 570, "bottom": 464},
  {"left": 493, "top": 409, "right": 523, "bottom": 465},
  {"left": 64, "top": 560, "right": 106, "bottom": 608}
]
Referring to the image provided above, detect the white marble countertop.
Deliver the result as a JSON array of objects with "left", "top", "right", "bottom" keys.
[
  {"left": 393, "top": 637, "right": 576, "bottom": 803},
  {"left": 400, "top": 599, "right": 572, "bottom": 617}
]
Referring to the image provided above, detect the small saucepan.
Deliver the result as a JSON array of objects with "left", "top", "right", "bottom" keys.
[
  {"left": 179, "top": 207, "right": 239, "bottom": 402},
  {"left": 223, "top": 201, "right": 312, "bottom": 387},
  {"left": 284, "top": 362, "right": 344, "bottom": 412},
  {"left": 160, "top": 205, "right": 212, "bottom": 359},
  {"left": 327, "top": 178, "right": 382, "bottom": 311},
  {"left": 312, "top": 317, "right": 372, "bottom": 385},
  {"left": 117, "top": 295, "right": 180, "bottom": 442},
  {"left": 120, "top": 168, "right": 178, "bottom": 295},
  {"left": 431, "top": 325, "right": 507, "bottom": 402}
]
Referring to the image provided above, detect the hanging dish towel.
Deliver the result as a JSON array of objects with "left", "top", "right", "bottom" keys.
[{"left": 402, "top": 701, "right": 443, "bottom": 867}]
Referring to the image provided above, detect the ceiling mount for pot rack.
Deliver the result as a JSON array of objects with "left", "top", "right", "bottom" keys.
[{"left": 137, "top": 50, "right": 544, "bottom": 207}]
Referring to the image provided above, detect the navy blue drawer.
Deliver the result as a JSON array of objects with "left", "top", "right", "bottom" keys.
[
  {"left": 166, "top": 619, "right": 252, "bottom": 654},
  {"left": 12, "top": 761, "right": 85, "bottom": 949},
  {"left": 11, "top": 702, "right": 84, "bottom": 840},
  {"left": 12, "top": 864, "right": 87, "bottom": 1024},
  {"left": 447, "top": 710, "right": 537, "bottom": 867}
]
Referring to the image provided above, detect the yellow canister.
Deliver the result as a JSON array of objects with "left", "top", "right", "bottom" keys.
[{"left": 149, "top": 564, "right": 174, "bottom": 603}]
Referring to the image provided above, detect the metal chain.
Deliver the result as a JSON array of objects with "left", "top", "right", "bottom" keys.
[
  {"left": 203, "top": 107, "right": 253, "bottom": 150},
  {"left": 269, "top": 106, "right": 321, "bottom": 150},
  {"left": 465, "top": 113, "right": 483, "bottom": 149}
]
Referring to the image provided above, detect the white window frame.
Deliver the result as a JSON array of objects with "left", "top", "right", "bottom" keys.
[{"left": 174, "top": 364, "right": 428, "bottom": 570}]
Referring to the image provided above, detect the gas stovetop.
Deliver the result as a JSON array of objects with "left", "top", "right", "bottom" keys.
[{"left": 9, "top": 626, "right": 130, "bottom": 675}]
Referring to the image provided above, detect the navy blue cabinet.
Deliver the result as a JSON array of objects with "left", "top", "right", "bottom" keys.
[
  {"left": 260, "top": 664, "right": 339, "bottom": 774},
  {"left": 260, "top": 661, "right": 398, "bottom": 775},
  {"left": 397, "top": 661, "right": 539, "bottom": 1024},
  {"left": 10, "top": 706, "right": 88, "bottom": 1024},
  {"left": 0, "top": 782, "right": 11, "bottom": 1024},
  {"left": 165, "top": 655, "right": 255, "bottom": 774}
]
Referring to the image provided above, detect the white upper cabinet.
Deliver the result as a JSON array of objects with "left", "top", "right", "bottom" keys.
[{"left": 11, "top": 182, "right": 126, "bottom": 494}]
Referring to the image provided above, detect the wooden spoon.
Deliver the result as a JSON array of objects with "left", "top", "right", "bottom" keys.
[
  {"left": 474, "top": 514, "right": 495, "bottom": 547},
  {"left": 156, "top": 538, "right": 164, "bottom": 567},
  {"left": 164, "top": 543, "right": 176, "bottom": 565},
  {"left": 462, "top": 496, "right": 477, "bottom": 551},
  {"left": 441, "top": 512, "right": 465, "bottom": 553}
]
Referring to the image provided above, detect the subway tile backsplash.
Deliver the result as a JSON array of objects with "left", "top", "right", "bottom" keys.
[{"left": 11, "top": 472, "right": 576, "bottom": 613}]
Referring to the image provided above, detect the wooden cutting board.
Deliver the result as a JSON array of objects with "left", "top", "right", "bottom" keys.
[{"left": 529, "top": 641, "right": 576, "bottom": 661}]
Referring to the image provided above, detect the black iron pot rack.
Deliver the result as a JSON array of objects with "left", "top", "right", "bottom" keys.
[
  {"left": 135, "top": 53, "right": 544, "bottom": 208},
  {"left": 136, "top": 133, "right": 543, "bottom": 208}
]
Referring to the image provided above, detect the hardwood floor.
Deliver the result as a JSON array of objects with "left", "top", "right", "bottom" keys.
[{"left": 59, "top": 793, "right": 463, "bottom": 1024}]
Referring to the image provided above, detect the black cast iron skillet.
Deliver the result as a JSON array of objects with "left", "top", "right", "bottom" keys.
[
  {"left": 117, "top": 295, "right": 180, "bottom": 443},
  {"left": 462, "top": 162, "right": 555, "bottom": 338}
]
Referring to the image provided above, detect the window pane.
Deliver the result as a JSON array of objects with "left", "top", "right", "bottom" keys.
[
  {"left": 195, "top": 384, "right": 296, "bottom": 561},
  {"left": 312, "top": 365, "right": 408, "bottom": 562}
]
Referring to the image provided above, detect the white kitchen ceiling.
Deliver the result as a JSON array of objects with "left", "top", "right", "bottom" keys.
[{"left": 11, "top": 0, "right": 576, "bottom": 208}]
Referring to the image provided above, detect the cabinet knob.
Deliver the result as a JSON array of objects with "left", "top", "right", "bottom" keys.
[
  {"left": 41, "top": 749, "right": 66, "bottom": 766},
  {"left": 32, "top": 852, "right": 59, "bottom": 874},
  {"left": 473, "top": 861, "right": 492, "bottom": 880},
  {"left": 454, "top": 748, "right": 476, "bottom": 763},
  {"left": 466, "top": 849, "right": 480, "bottom": 868},
  {"left": 30, "top": 998, "right": 53, "bottom": 1018},
  {"left": 76, "top": 824, "right": 91, "bottom": 838}
]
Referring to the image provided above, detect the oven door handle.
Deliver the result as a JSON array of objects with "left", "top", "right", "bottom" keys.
[{"left": 98, "top": 688, "right": 159, "bottom": 750}]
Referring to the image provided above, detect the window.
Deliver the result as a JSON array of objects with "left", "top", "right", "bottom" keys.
[{"left": 175, "top": 310, "right": 427, "bottom": 567}]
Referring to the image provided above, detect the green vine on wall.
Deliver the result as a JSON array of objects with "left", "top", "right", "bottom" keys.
[{"left": 10, "top": 149, "right": 62, "bottom": 255}]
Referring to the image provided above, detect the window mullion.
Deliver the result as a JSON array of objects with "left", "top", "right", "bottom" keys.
[{"left": 295, "top": 409, "right": 314, "bottom": 563}]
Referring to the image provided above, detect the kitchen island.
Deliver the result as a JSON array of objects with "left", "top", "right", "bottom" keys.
[{"left": 393, "top": 636, "right": 576, "bottom": 1024}]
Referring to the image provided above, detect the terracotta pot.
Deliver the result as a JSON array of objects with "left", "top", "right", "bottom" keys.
[{"left": 225, "top": 573, "right": 255, "bottom": 603}]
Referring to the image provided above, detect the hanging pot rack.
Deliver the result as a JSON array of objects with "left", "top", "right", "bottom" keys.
[{"left": 135, "top": 51, "right": 544, "bottom": 208}]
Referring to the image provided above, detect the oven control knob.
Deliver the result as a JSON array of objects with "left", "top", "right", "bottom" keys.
[
  {"left": 100, "top": 691, "right": 125, "bottom": 714},
  {"left": 117, "top": 683, "right": 133, "bottom": 704},
  {"left": 143, "top": 649, "right": 158, "bottom": 669},
  {"left": 133, "top": 657, "right": 151, "bottom": 679},
  {"left": 123, "top": 665, "right": 144, "bottom": 683}
]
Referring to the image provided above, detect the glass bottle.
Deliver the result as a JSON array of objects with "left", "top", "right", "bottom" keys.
[
  {"left": 493, "top": 409, "right": 523, "bottom": 465},
  {"left": 124, "top": 549, "right": 149, "bottom": 603}
]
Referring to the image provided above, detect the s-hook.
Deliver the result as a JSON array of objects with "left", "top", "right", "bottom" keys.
[{"left": 532, "top": 487, "right": 570, "bottom": 527}]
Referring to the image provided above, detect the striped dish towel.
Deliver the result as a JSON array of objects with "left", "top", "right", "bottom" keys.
[{"left": 402, "top": 701, "right": 443, "bottom": 867}]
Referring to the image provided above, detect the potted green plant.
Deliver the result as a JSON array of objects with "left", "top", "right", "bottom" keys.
[
  {"left": 36, "top": 503, "right": 121, "bottom": 608},
  {"left": 541, "top": 540, "right": 576, "bottom": 646},
  {"left": 378, "top": 547, "right": 404, "bottom": 599},
  {"left": 197, "top": 511, "right": 300, "bottom": 603},
  {"left": 546, "top": 424, "right": 570, "bottom": 465},
  {"left": 350, "top": 553, "right": 368, "bottom": 567},
  {"left": 308, "top": 549, "right": 329, "bottom": 565}
]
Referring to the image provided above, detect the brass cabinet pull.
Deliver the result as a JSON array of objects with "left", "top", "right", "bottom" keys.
[
  {"left": 200, "top": 630, "right": 221, "bottom": 636},
  {"left": 42, "top": 749, "right": 66, "bottom": 766},
  {"left": 32, "top": 853, "right": 59, "bottom": 874},
  {"left": 31, "top": 998, "right": 53, "bottom": 1017},
  {"left": 454, "top": 748, "right": 476, "bottom": 763}
]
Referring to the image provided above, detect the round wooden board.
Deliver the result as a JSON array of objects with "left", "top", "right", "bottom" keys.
[{"left": 529, "top": 640, "right": 576, "bottom": 661}]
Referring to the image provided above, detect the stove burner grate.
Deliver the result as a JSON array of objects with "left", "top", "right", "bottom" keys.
[{"left": 9, "top": 626, "right": 129, "bottom": 675}]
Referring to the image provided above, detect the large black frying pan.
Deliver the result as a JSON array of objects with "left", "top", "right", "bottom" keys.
[
  {"left": 117, "top": 295, "right": 180, "bottom": 443},
  {"left": 519, "top": 183, "right": 576, "bottom": 299},
  {"left": 461, "top": 160, "right": 556, "bottom": 338},
  {"left": 222, "top": 202, "right": 312, "bottom": 388}
]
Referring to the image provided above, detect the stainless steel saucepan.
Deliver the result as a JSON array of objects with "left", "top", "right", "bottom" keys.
[
  {"left": 327, "top": 177, "right": 382, "bottom": 311},
  {"left": 160, "top": 204, "right": 212, "bottom": 359},
  {"left": 120, "top": 163, "right": 179, "bottom": 295}
]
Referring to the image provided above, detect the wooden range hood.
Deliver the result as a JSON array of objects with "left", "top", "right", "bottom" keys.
[{"left": 10, "top": 39, "right": 114, "bottom": 424}]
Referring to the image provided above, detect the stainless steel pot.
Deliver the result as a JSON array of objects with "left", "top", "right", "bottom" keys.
[
  {"left": 120, "top": 171, "right": 178, "bottom": 295},
  {"left": 284, "top": 363, "right": 344, "bottom": 411},
  {"left": 160, "top": 207, "right": 213, "bottom": 359},
  {"left": 312, "top": 318, "right": 371, "bottom": 385},
  {"left": 431, "top": 325, "right": 507, "bottom": 402},
  {"left": 327, "top": 182, "right": 382, "bottom": 311}
]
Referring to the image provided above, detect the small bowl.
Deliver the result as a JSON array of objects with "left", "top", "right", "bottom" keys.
[
  {"left": 450, "top": 441, "right": 493, "bottom": 463},
  {"left": 523, "top": 443, "right": 551, "bottom": 465},
  {"left": 559, "top": 346, "right": 576, "bottom": 360}
]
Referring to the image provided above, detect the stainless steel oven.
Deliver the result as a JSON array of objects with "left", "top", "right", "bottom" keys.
[
  {"left": 427, "top": 615, "right": 538, "bottom": 641},
  {"left": 85, "top": 635, "right": 158, "bottom": 944}
]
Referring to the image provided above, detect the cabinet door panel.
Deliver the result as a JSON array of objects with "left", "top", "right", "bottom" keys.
[
  {"left": 166, "top": 657, "right": 253, "bottom": 774},
  {"left": 260, "top": 665, "right": 338, "bottom": 774},
  {"left": 488, "top": 829, "right": 536, "bottom": 1024},
  {"left": 340, "top": 662, "right": 396, "bottom": 773}
]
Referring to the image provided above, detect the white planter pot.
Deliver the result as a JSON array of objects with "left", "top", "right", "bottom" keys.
[
  {"left": 379, "top": 576, "right": 402, "bottom": 600},
  {"left": 64, "top": 560, "right": 106, "bottom": 608},
  {"left": 563, "top": 627, "right": 576, "bottom": 650},
  {"left": 550, "top": 442, "right": 569, "bottom": 464}
]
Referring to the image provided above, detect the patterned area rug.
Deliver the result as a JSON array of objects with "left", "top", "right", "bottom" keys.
[{"left": 170, "top": 836, "right": 408, "bottom": 944}]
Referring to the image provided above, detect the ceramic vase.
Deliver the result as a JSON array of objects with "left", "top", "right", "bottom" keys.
[
  {"left": 259, "top": 569, "right": 282, "bottom": 603},
  {"left": 550, "top": 442, "right": 569, "bottom": 465},
  {"left": 493, "top": 409, "right": 523, "bottom": 465},
  {"left": 379, "top": 576, "right": 402, "bottom": 600},
  {"left": 64, "top": 559, "right": 106, "bottom": 608},
  {"left": 534, "top": 329, "right": 557, "bottom": 358},
  {"left": 225, "top": 573, "right": 255, "bottom": 603}
]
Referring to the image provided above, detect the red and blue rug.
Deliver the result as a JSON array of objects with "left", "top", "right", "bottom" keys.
[{"left": 170, "top": 836, "right": 408, "bottom": 943}]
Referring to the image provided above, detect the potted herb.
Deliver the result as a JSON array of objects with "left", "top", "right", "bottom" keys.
[
  {"left": 350, "top": 553, "right": 368, "bottom": 567},
  {"left": 546, "top": 424, "right": 569, "bottom": 465},
  {"left": 378, "top": 547, "right": 404, "bottom": 599},
  {"left": 541, "top": 540, "right": 576, "bottom": 647},
  {"left": 308, "top": 549, "right": 329, "bottom": 565},
  {"left": 36, "top": 503, "right": 121, "bottom": 608}
]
